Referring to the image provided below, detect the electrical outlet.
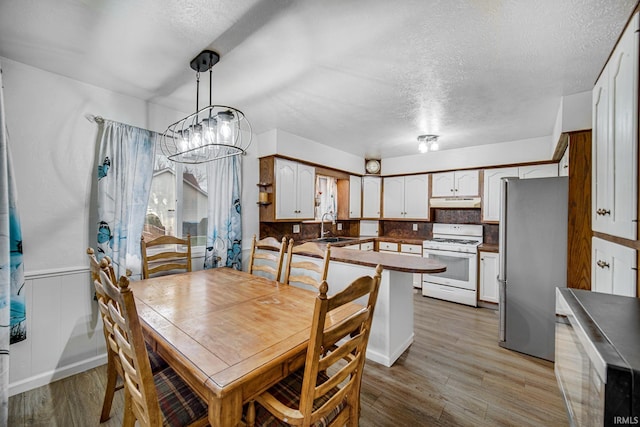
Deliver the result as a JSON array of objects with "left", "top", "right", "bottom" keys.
[
  {"left": 293, "top": 224, "right": 300, "bottom": 233},
  {"left": 337, "top": 223, "right": 343, "bottom": 231},
  {"left": 412, "top": 223, "right": 418, "bottom": 231}
]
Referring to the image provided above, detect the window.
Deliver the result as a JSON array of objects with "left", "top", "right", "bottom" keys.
[
  {"left": 145, "top": 153, "right": 208, "bottom": 247},
  {"left": 315, "top": 175, "right": 338, "bottom": 220}
]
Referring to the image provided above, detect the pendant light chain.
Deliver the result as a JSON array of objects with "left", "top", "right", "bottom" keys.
[{"left": 195, "top": 71, "right": 200, "bottom": 112}]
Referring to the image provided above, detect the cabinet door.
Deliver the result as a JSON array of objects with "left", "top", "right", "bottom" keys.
[
  {"left": 482, "top": 167, "right": 518, "bottom": 222},
  {"left": 349, "top": 175, "right": 362, "bottom": 218},
  {"left": 592, "top": 70, "right": 610, "bottom": 234},
  {"left": 296, "top": 163, "right": 316, "bottom": 219},
  {"left": 404, "top": 174, "right": 429, "bottom": 219},
  {"left": 479, "top": 251, "right": 499, "bottom": 303},
  {"left": 518, "top": 164, "right": 558, "bottom": 179},
  {"left": 383, "top": 176, "right": 405, "bottom": 218},
  {"left": 362, "top": 176, "right": 381, "bottom": 218},
  {"left": 275, "top": 158, "right": 298, "bottom": 219},
  {"left": 432, "top": 172, "right": 455, "bottom": 197},
  {"left": 608, "top": 12, "right": 638, "bottom": 240},
  {"left": 454, "top": 170, "right": 479, "bottom": 197},
  {"left": 592, "top": 237, "right": 637, "bottom": 297}
]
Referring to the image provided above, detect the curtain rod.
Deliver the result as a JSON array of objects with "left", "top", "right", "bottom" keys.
[{"left": 85, "top": 114, "right": 104, "bottom": 124}]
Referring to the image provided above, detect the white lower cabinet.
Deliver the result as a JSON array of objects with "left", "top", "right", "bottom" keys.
[
  {"left": 592, "top": 237, "right": 637, "bottom": 297},
  {"left": 378, "top": 242, "right": 422, "bottom": 288},
  {"left": 479, "top": 251, "right": 499, "bottom": 303}
]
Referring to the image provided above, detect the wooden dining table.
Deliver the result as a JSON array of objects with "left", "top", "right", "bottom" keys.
[{"left": 128, "top": 267, "right": 364, "bottom": 427}]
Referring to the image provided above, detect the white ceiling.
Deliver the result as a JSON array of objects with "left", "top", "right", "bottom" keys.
[{"left": 0, "top": 0, "right": 636, "bottom": 159}]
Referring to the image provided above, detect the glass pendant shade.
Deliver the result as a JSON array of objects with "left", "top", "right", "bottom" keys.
[{"left": 161, "top": 50, "right": 251, "bottom": 164}]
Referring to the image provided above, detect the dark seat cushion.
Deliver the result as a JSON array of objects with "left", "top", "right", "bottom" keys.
[
  {"left": 145, "top": 342, "right": 169, "bottom": 372},
  {"left": 154, "top": 366, "right": 208, "bottom": 427},
  {"left": 253, "top": 369, "right": 346, "bottom": 427}
]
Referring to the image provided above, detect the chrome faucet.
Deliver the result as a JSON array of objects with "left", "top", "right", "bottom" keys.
[{"left": 320, "top": 211, "right": 335, "bottom": 237}]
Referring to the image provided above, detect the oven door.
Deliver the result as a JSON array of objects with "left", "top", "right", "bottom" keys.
[{"left": 423, "top": 248, "right": 477, "bottom": 290}]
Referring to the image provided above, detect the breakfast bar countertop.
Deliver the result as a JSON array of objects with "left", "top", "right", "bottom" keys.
[{"left": 329, "top": 246, "right": 446, "bottom": 274}]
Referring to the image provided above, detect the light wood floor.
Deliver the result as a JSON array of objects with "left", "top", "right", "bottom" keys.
[{"left": 9, "top": 292, "right": 568, "bottom": 426}]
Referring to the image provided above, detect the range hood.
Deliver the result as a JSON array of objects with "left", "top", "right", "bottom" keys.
[{"left": 429, "top": 197, "right": 481, "bottom": 208}]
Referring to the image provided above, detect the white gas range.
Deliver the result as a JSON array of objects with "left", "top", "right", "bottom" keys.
[{"left": 422, "top": 223, "right": 483, "bottom": 306}]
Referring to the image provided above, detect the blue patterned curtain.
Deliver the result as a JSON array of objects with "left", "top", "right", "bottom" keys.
[
  {"left": 206, "top": 156, "right": 242, "bottom": 270},
  {"left": 96, "top": 120, "right": 156, "bottom": 279},
  {"left": 0, "top": 62, "right": 25, "bottom": 425}
]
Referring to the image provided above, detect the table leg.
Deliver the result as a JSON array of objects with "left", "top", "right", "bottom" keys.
[{"left": 209, "top": 389, "right": 243, "bottom": 427}]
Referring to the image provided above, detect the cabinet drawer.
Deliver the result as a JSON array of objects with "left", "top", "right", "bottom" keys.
[
  {"left": 360, "top": 241, "right": 374, "bottom": 251},
  {"left": 378, "top": 242, "right": 398, "bottom": 252},
  {"left": 400, "top": 244, "right": 422, "bottom": 255}
]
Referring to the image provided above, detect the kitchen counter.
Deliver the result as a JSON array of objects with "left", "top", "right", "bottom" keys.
[
  {"left": 288, "top": 242, "right": 445, "bottom": 367},
  {"left": 330, "top": 246, "right": 445, "bottom": 273},
  {"left": 478, "top": 243, "right": 499, "bottom": 252},
  {"left": 295, "top": 238, "right": 444, "bottom": 274}
]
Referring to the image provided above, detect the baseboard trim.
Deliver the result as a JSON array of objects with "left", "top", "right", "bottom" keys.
[
  {"left": 365, "top": 333, "right": 414, "bottom": 368},
  {"left": 9, "top": 353, "right": 108, "bottom": 396}
]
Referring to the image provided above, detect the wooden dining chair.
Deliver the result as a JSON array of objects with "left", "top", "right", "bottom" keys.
[
  {"left": 140, "top": 234, "right": 192, "bottom": 279},
  {"left": 248, "top": 235, "right": 287, "bottom": 281},
  {"left": 98, "top": 267, "right": 209, "bottom": 427},
  {"left": 247, "top": 264, "right": 383, "bottom": 427},
  {"left": 283, "top": 240, "right": 331, "bottom": 290},
  {"left": 87, "top": 248, "right": 168, "bottom": 423}
]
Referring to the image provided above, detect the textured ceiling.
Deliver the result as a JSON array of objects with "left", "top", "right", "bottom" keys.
[{"left": 0, "top": 0, "right": 636, "bottom": 158}]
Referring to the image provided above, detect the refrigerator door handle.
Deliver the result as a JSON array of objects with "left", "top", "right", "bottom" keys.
[{"left": 498, "top": 277, "right": 506, "bottom": 342}]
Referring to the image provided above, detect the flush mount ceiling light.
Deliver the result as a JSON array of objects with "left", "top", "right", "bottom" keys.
[
  {"left": 160, "top": 50, "right": 252, "bottom": 164},
  {"left": 417, "top": 134, "right": 439, "bottom": 153}
]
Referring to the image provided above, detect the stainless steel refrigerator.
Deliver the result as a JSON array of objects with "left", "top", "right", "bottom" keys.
[{"left": 498, "top": 176, "right": 568, "bottom": 361}]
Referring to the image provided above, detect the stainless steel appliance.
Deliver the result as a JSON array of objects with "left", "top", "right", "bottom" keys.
[
  {"left": 556, "top": 288, "right": 640, "bottom": 427},
  {"left": 498, "top": 176, "right": 568, "bottom": 361},
  {"left": 422, "top": 223, "right": 483, "bottom": 306}
]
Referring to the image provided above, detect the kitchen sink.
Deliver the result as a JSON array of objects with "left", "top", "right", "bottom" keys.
[{"left": 313, "top": 237, "right": 357, "bottom": 243}]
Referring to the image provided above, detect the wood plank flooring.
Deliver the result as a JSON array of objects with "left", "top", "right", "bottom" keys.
[{"left": 9, "top": 292, "right": 568, "bottom": 426}]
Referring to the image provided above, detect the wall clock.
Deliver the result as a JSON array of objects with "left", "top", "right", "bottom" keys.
[{"left": 365, "top": 159, "right": 381, "bottom": 175}]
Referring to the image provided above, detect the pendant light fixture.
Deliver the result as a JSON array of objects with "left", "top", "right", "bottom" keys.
[
  {"left": 160, "top": 50, "right": 252, "bottom": 164},
  {"left": 417, "top": 134, "right": 439, "bottom": 153}
]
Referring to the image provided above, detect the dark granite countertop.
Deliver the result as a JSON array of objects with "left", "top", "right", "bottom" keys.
[
  {"left": 478, "top": 243, "right": 499, "bottom": 252},
  {"left": 560, "top": 288, "right": 640, "bottom": 374}
]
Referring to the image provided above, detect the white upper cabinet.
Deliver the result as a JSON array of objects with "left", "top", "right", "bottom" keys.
[
  {"left": 592, "top": 237, "right": 637, "bottom": 297},
  {"left": 362, "top": 176, "right": 381, "bottom": 218},
  {"left": 432, "top": 170, "right": 479, "bottom": 197},
  {"left": 592, "top": 12, "right": 638, "bottom": 240},
  {"left": 349, "top": 175, "right": 362, "bottom": 218},
  {"left": 383, "top": 174, "right": 429, "bottom": 219},
  {"left": 275, "top": 158, "right": 315, "bottom": 220},
  {"left": 382, "top": 176, "right": 404, "bottom": 218},
  {"left": 482, "top": 167, "right": 519, "bottom": 222},
  {"left": 518, "top": 164, "right": 558, "bottom": 179}
]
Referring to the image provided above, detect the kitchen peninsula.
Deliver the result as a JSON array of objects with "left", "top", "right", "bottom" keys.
[{"left": 289, "top": 242, "right": 446, "bottom": 367}]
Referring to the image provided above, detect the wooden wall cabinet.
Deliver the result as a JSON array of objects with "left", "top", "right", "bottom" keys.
[{"left": 349, "top": 175, "right": 362, "bottom": 218}]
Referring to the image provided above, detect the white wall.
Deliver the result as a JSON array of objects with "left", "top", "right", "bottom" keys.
[
  {"left": 382, "top": 135, "right": 554, "bottom": 175},
  {"left": 550, "top": 91, "right": 592, "bottom": 156},
  {"left": 1, "top": 57, "right": 261, "bottom": 394},
  {"left": 258, "top": 129, "right": 365, "bottom": 175}
]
